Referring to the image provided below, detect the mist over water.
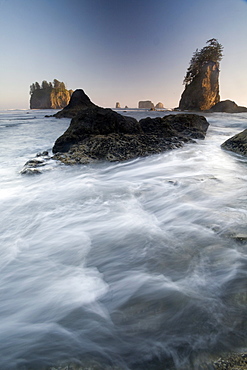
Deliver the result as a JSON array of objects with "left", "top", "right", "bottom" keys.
[{"left": 0, "top": 109, "right": 247, "bottom": 369}]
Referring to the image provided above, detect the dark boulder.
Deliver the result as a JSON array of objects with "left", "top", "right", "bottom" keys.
[
  {"left": 52, "top": 107, "right": 209, "bottom": 164},
  {"left": 221, "top": 129, "right": 247, "bottom": 156},
  {"left": 208, "top": 100, "right": 247, "bottom": 113},
  {"left": 54, "top": 89, "right": 97, "bottom": 118}
]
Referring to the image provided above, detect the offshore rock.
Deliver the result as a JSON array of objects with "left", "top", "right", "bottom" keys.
[
  {"left": 30, "top": 88, "right": 72, "bottom": 109},
  {"left": 116, "top": 102, "right": 121, "bottom": 108},
  {"left": 138, "top": 101, "right": 155, "bottom": 109},
  {"left": 179, "top": 61, "right": 220, "bottom": 111},
  {"left": 54, "top": 89, "right": 97, "bottom": 118},
  {"left": 208, "top": 100, "right": 247, "bottom": 113},
  {"left": 52, "top": 107, "right": 209, "bottom": 164},
  {"left": 155, "top": 102, "right": 164, "bottom": 109},
  {"left": 221, "top": 129, "right": 247, "bottom": 156}
]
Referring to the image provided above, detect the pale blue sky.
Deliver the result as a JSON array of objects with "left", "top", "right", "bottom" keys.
[{"left": 0, "top": 0, "right": 247, "bottom": 109}]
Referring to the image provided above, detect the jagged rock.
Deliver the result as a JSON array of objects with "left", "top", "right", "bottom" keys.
[
  {"left": 208, "top": 100, "right": 247, "bottom": 113},
  {"left": 179, "top": 61, "right": 220, "bottom": 111},
  {"left": 221, "top": 129, "right": 247, "bottom": 156},
  {"left": 138, "top": 101, "right": 155, "bottom": 109},
  {"left": 54, "top": 89, "right": 97, "bottom": 118},
  {"left": 52, "top": 106, "right": 209, "bottom": 164},
  {"left": 155, "top": 102, "right": 164, "bottom": 109},
  {"left": 116, "top": 102, "right": 121, "bottom": 108},
  {"left": 30, "top": 88, "right": 72, "bottom": 109}
]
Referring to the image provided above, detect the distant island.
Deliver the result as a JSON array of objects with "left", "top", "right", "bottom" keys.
[{"left": 30, "top": 79, "right": 73, "bottom": 109}]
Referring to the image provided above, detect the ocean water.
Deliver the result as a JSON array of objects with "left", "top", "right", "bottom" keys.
[{"left": 0, "top": 109, "right": 247, "bottom": 370}]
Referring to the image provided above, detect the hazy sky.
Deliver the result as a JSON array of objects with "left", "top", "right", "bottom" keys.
[{"left": 0, "top": 0, "right": 247, "bottom": 109}]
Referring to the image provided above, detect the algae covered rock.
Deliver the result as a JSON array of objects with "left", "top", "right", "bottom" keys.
[
  {"left": 221, "top": 129, "right": 247, "bottom": 156},
  {"left": 52, "top": 103, "right": 209, "bottom": 164}
]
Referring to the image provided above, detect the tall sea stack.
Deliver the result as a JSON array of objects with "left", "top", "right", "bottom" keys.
[
  {"left": 179, "top": 61, "right": 220, "bottom": 111},
  {"left": 178, "top": 39, "right": 223, "bottom": 111}
]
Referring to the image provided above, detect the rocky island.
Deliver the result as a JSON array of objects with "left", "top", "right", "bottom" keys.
[
  {"left": 51, "top": 89, "right": 209, "bottom": 165},
  {"left": 179, "top": 39, "right": 223, "bottom": 111},
  {"left": 30, "top": 79, "right": 73, "bottom": 109}
]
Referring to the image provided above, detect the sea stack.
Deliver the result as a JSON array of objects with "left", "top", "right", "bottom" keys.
[
  {"left": 179, "top": 61, "right": 220, "bottom": 111},
  {"left": 138, "top": 101, "right": 155, "bottom": 109},
  {"left": 179, "top": 39, "right": 223, "bottom": 111},
  {"left": 30, "top": 80, "right": 73, "bottom": 109}
]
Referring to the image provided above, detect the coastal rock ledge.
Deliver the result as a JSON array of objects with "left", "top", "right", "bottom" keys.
[{"left": 52, "top": 98, "right": 209, "bottom": 164}]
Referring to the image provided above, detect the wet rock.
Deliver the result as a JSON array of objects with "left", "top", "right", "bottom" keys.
[
  {"left": 221, "top": 129, "right": 247, "bottom": 156},
  {"left": 20, "top": 152, "right": 51, "bottom": 175},
  {"left": 213, "top": 353, "right": 247, "bottom": 369},
  {"left": 52, "top": 107, "right": 209, "bottom": 165},
  {"left": 208, "top": 100, "right": 247, "bottom": 113}
]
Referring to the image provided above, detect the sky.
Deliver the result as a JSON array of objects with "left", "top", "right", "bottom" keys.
[{"left": 0, "top": 0, "right": 247, "bottom": 109}]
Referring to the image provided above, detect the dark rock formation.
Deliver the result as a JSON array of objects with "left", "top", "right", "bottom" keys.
[
  {"left": 208, "top": 100, "right": 247, "bottom": 113},
  {"left": 30, "top": 88, "right": 72, "bottom": 109},
  {"left": 138, "top": 101, "right": 155, "bottom": 109},
  {"left": 52, "top": 107, "right": 209, "bottom": 164},
  {"left": 179, "top": 62, "right": 220, "bottom": 111},
  {"left": 116, "top": 102, "right": 121, "bottom": 108},
  {"left": 221, "top": 129, "right": 247, "bottom": 156},
  {"left": 54, "top": 89, "right": 97, "bottom": 118}
]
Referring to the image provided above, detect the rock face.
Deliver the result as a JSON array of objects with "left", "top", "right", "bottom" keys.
[
  {"left": 138, "top": 101, "right": 155, "bottom": 109},
  {"left": 208, "top": 100, "right": 247, "bottom": 113},
  {"left": 179, "top": 61, "right": 220, "bottom": 111},
  {"left": 155, "top": 102, "right": 164, "bottom": 109},
  {"left": 221, "top": 129, "right": 247, "bottom": 156},
  {"left": 53, "top": 89, "right": 97, "bottom": 118},
  {"left": 30, "top": 88, "right": 72, "bottom": 109},
  {"left": 52, "top": 107, "right": 209, "bottom": 164},
  {"left": 116, "top": 102, "right": 121, "bottom": 108}
]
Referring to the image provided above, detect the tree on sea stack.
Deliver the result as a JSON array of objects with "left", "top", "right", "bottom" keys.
[{"left": 179, "top": 39, "right": 223, "bottom": 111}]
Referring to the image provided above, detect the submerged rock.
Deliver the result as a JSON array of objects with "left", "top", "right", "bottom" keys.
[
  {"left": 20, "top": 152, "right": 52, "bottom": 175},
  {"left": 208, "top": 99, "right": 247, "bottom": 113},
  {"left": 52, "top": 106, "right": 209, "bottom": 164},
  {"left": 179, "top": 61, "right": 220, "bottom": 111},
  {"left": 221, "top": 129, "right": 247, "bottom": 156}
]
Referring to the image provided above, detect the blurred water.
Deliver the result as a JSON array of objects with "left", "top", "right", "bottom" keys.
[{"left": 0, "top": 109, "right": 247, "bottom": 369}]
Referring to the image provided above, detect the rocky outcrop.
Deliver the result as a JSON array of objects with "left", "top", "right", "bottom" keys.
[
  {"left": 155, "top": 102, "right": 164, "bottom": 109},
  {"left": 52, "top": 107, "right": 209, "bottom": 164},
  {"left": 53, "top": 89, "right": 97, "bottom": 118},
  {"left": 221, "top": 129, "right": 247, "bottom": 156},
  {"left": 179, "top": 61, "right": 220, "bottom": 111},
  {"left": 208, "top": 100, "right": 247, "bottom": 113},
  {"left": 30, "top": 88, "right": 72, "bottom": 109},
  {"left": 138, "top": 101, "right": 155, "bottom": 109},
  {"left": 116, "top": 102, "right": 121, "bottom": 108}
]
